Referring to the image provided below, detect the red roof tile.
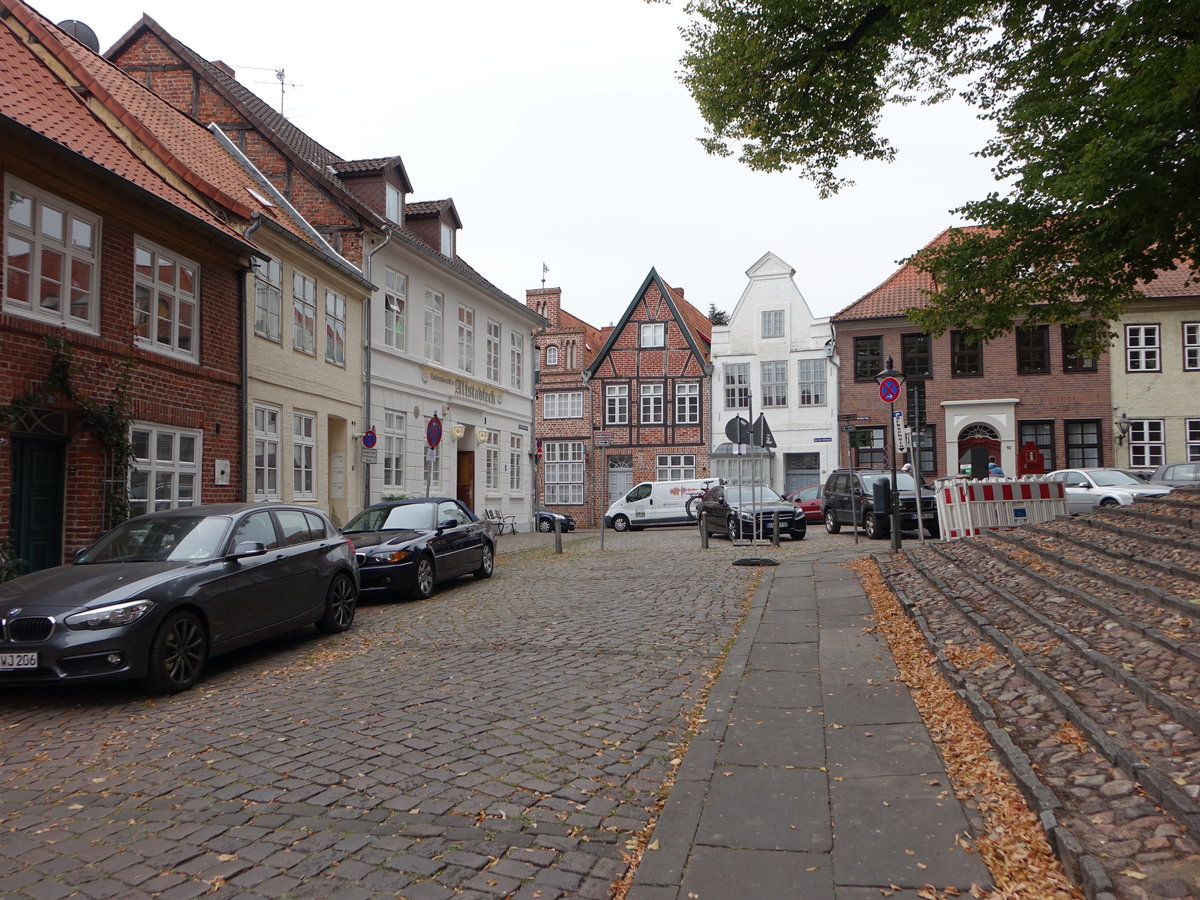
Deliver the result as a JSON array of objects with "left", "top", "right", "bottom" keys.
[{"left": 0, "top": 2, "right": 240, "bottom": 241}]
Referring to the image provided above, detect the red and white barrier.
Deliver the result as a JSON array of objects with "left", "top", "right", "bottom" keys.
[{"left": 935, "top": 477, "right": 1067, "bottom": 540}]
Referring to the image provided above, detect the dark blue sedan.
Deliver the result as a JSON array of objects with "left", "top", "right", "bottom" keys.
[{"left": 342, "top": 498, "right": 495, "bottom": 600}]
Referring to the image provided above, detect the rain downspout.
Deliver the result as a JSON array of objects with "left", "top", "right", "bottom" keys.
[
  {"left": 240, "top": 215, "right": 263, "bottom": 502},
  {"left": 362, "top": 230, "right": 391, "bottom": 509}
]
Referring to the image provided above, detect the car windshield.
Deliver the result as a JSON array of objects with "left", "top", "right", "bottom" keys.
[
  {"left": 1088, "top": 470, "right": 1144, "bottom": 487},
  {"left": 79, "top": 515, "right": 231, "bottom": 563},
  {"left": 859, "top": 472, "right": 918, "bottom": 491},
  {"left": 344, "top": 503, "right": 435, "bottom": 532},
  {"left": 724, "top": 486, "right": 784, "bottom": 504}
]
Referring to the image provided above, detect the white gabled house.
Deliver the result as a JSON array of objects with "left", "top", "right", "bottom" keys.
[{"left": 708, "top": 252, "right": 839, "bottom": 493}]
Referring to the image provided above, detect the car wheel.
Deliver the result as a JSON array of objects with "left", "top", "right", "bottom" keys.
[
  {"left": 474, "top": 542, "right": 495, "bottom": 579},
  {"left": 413, "top": 554, "right": 436, "bottom": 599},
  {"left": 726, "top": 514, "right": 741, "bottom": 540},
  {"left": 790, "top": 523, "right": 806, "bottom": 541},
  {"left": 824, "top": 508, "right": 841, "bottom": 535},
  {"left": 537, "top": 517, "right": 553, "bottom": 533},
  {"left": 141, "top": 610, "right": 208, "bottom": 695},
  {"left": 1099, "top": 497, "right": 1120, "bottom": 508},
  {"left": 316, "top": 572, "right": 357, "bottom": 634},
  {"left": 612, "top": 515, "right": 630, "bottom": 532},
  {"left": 864, "top": 511, "right": 888, "bottom": 540}
]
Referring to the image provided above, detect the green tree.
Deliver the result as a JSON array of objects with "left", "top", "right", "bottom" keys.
[
  {"left": 707, "top": 303, "right": 730, "bottom": 325},
  {"left": 670, "top": 0, "right": 1199, "bottom": 350}
]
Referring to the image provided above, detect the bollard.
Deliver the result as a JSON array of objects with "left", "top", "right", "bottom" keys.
[
  {"left": 771, "top": 510, "right": 780, "bottom": 547},
  {"left": 699, "top": 511, "right": 709, "bottom": 548},
  {"left": 554, "top": 514, "right": 562, "bottom": 554}
]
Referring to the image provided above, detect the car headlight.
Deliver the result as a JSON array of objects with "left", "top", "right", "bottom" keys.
[
  {"left": 65, "top": 599, "right": 154, "bottom": 630},
  {"left": 370, "top": 549, "right": 412, "bottom": 563}
]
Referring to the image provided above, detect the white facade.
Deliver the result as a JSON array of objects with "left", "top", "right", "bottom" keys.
[
  {"left": 708, "top": 252, "right": 839, "bottom": 493},
  {"left": 361, "top": 233, "right": 543, "bottom": 529}
]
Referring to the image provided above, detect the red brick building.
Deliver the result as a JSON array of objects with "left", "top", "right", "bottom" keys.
[
  {"left": 1, "top": 3, "right": 252, "bottom": 571},
  {"left": 832, "top": 228, "right": 1114, "bottom": 478},
  {"left": 529, "top": 270, "right": 713, "bottom": 526}
]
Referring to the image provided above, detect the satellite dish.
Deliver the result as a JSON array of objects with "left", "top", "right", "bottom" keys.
[{"left": 57, "top": 20, "right": 100, "bottom": 53}]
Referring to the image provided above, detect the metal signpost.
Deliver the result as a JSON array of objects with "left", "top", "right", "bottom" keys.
[
  {"left": 424, "top": 414, "right": 442, "bottom": 498},
  {"left": 596, "top": 431, "right": 612, "bottom": 551},
  {"left": 875, "top": 359, "right": 906, "bottom": 552}
]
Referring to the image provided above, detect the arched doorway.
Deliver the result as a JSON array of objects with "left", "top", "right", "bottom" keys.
[{"left": 957, "top": 423, "right": 1000, "bottom": 474}]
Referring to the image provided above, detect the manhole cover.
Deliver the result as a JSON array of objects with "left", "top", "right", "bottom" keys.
[{"left": 733, "top": 557, "right": 779, "bottom": 566}]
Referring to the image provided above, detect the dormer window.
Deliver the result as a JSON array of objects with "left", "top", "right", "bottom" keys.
[
  {"left": 440, "top": 222, "right": 454, "bottom": 257},
  {"left": 385, "top": 184, "right": 402, "bottom": 224}
]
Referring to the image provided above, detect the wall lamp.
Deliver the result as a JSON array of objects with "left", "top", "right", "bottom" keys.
[{"left": 1114, "top": 412, "right": 1132, "bottom": 446}]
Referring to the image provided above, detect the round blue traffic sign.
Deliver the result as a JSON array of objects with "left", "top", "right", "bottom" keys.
[
  {"left": 362, "top": 427, "right": 377, "bottom": 449},
  {"left": 426, "top": 415, "right": 442, "bottom": 448},
  {"left": 879, "top": 377, "right": 901, "bottom": 403}
]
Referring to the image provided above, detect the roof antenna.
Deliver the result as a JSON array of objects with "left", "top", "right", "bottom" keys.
[{"left": 246, "top": 66, "right": 302, "bottom": 114}]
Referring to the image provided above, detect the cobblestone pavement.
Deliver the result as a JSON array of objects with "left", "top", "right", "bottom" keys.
[{"left": 0, "top": 525, "right": 847, "bottom": 900}]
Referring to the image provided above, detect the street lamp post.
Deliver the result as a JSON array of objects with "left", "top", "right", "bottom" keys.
[{"left": 875, "top": 356, "right": 906, "bottom": 552}]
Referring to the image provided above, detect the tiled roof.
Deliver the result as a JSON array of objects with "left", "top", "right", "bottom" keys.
[
  {"left": 663, "top": 282, "right": 712, "bottom": 348},
  {"left": 406, "top": 198, "right": 463, "bottom": 229},
  {"left": 1138, "top": 260, "right": 1198, "bottom": 298},
  {"left": 835, "top": 226, "right": 1197, "bottom": 322},
  {"left": 7, "top": 1, "right": 340, "bottom": 261},
  {"left": 0, "top": 1, "right": 243, "bottom": 243},
  {"left": 832, "top": 228, "right": 968, "bottom": 322}
]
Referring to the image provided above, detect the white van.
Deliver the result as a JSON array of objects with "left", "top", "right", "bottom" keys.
[{"left": 604, "top": 478, "right": 720, "bottom": 531}]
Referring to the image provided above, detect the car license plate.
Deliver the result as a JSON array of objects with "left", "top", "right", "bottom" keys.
[{"left": 0, "top": 651, "right": 38, "bottom": 670}]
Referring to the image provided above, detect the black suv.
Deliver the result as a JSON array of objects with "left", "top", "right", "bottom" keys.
[{"left": 822, "top": 469, "right": 939, "bottom": 540}]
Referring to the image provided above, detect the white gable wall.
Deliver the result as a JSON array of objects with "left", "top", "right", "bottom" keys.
[{"left": 710, "top": 252, "right": 840, "bottom": 493}]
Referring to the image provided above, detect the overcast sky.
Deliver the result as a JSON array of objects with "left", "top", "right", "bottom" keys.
[{"left": 38, "top": 0, "right": 1000, "bottom": 326}]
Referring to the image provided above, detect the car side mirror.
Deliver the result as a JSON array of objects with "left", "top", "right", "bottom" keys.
[
  {"left": 71, "top": 547, "right": 88, "bottom": 563},
  {"left": 230, "top": 540, "right": 267, "bottom": 559},
  {"left": 438, "top": 518, "right": 460, "bottom": 530}
]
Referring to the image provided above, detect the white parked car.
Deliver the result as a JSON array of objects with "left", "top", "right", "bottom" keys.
[{"left": 1047, "top": 468, "right": 1171, "bottom": 514}]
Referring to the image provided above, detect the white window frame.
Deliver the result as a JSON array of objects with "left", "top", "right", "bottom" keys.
[
  {"left": 606, "top": 384, "right": 629, "bottom": 425},
  {"left": 510, "top": 332, "right": 524, "bottom": 390},
  {"left": 797, "top": 359, "right": 827, "bottom": 406},
  {"left": 1184, "top": 323, "right": 1199, "bottom": 371},
  {"left": 425, "top": 288, "right": 444, "bottom": 363},
  {"left": 384, "top": 268, "right": 407, "bottom": 350},
  {"left": 1187, "top": 419, "right": 1200, "bottom": 462},
  {"left": 1128, "top": 419, "right": 1165, "bottom": 469},
  {"left": 252, "top": 256, "right": 282, "bottom": 342},
  {"left": 640, "top": 383, "right": 664, "bottom": 424},
  {"left": 128, "top": 423, "right": 201, "bottom": 516},
  {"left": 1125, "top": 324, "right": 1160, "bottom": 372},
  {"left": 724, "top": 362, "right": 750, "bottom": 409},
  {"left": 509, "top": 435, "right": 523, "bottom": 491},
  {"left": 761, "top": 309, "right": 784, "bottom": 338},
  {"left": 135, "top": 239, "right": 199, "bottom": 361},
  {"left": 675, "top": 382, "right": 699, "bottom": 424},
  {"left": 640, "top": 322, "right": 665, "bottom": 348},
  {"left": 545, "top": 391, "right": 584, "bottom": 419},
  {"left": 3, "top": 176, "right": 100, "bottom": 333},
  {"left": 383, "top": 408, "right": 405, "bottom": 489},
  {"left": 325, "top": 289, "right": 346, "bottom": 366},
  {"left": 293, "top": 411, "right": 316, "bottom": 499},
  {"left": 761, "top": 360, "right": 788, "bottom": 407},
  {"left": 486, "top": 320, "right": 502, "bottom": 382},
  {"left": 544, "top": 441, "right": 585, "bottom": 505},
  {"left": 545, "top": 345, "right": 559, "bottom": 366},
  {"left": 440, "top": 222, "right": 454, "bottom": 257},
  {"left": 457, "top": 305, "right": 475, "bottom": 373},
  {"left": 657, "top": 454, "right": 696, "bottom": 481},
  {"left": 292, "top": 270, "right": 316, "bottom": 355},
  {"left": 385, "top": 184, "right": 402, "bottom": 224},
  {"left": 483, "top": 430, "right": 500, "bottom": 492},
  {"left": 253, "top": 405, "right": 281, "bottom": 500}
]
